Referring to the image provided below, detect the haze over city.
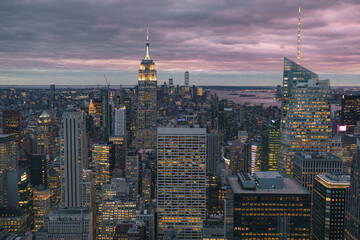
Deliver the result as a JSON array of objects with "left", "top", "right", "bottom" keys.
[{"left": 0, "top": 0, "right": 359, "bottom": 86}]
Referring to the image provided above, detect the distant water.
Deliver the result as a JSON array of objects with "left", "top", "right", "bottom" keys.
[{"left": 212, "top": 89, "right": 341, "bottom": 112}]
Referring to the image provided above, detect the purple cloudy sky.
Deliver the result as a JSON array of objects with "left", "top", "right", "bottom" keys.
[{"left": 0, "top": 0, "right": 359, "bottom": 86}]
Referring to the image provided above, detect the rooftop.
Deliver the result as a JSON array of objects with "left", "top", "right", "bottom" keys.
[
  {"left": 158, "top": 127, "right": 206, "bottom": 135},
  {"left": 317, "top": 172, "right": 350, "bottom": 187},
  {"left": 228, "top": 172, "right": 309, "bottom": 195},
  {"left": 295, "top": 152, "right": 340, "bottom": 161}
]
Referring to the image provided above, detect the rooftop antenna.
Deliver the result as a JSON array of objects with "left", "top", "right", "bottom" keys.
[{"left": 297, "top": 0, "right": 301, "bottom": 65}]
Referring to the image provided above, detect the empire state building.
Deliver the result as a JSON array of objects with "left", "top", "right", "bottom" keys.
[{"left": 136, "top": 26, "right": 157, "bottom": 149}]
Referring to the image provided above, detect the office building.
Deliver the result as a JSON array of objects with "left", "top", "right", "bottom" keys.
[
  {"left": 0, "top": 134, "right": 16, "bottom": 206},
  {"left": 136, "top": 208, "right": 155, "bottom": 240},
  {"left": 2, "top": 110, "right": 21, "bottom": 144},
  {"left": 136, "top": 26, "right": 157, "bottom": 149},
  {"left": 49, "top": 168, "right": 61, "bottom": 206},
  {"left": 341, "top": 134, "right": 360, "bottom": 174},
  {"left": 60, "top": 110, "right": 88, "bottom": 208},
  {"left": 92, "top": 143, "right": 114, "bottom": 204},
  {"left": 101, "top": 88, "right": 110, "bottom": 142},
  {"left": 184, "top": 70, "right": 189, "bottom": 86},
  {"left": 341, "top": 95, "right": 360, "bottom": 134},
  {"left": 157, "top": 127, "right": 206, "bottom": 239},
  {"left": 279, "top": 79, "right": 332, "bottom": 175},
  {"left": 125, "top": 155, "right": 139, "bottom": 200},
  {"left": 313, "top": 172, "right": 350, "bottom": 240},
  {"left": 207, "top": 130, "right": 220, "bottom": 173},
  {"left": 0, "top": 208, "right": 28, "bottom": 233},
  {"left": 281, "top": 57, "right": 319, "bottom": 120},
  {"left": 260, "top": 119, "right": 280, "bottom": 171},
  {"left": 345, "top": 140, "right": 360, "bottom": 239},
  {"left": 230, "top": 139, "right": 250, "bottom": 174},
  {"left": 113, "top": 105, "right": 126, "bottom": 137},
  {"left": 293, "top": 152, "right": 342, "bottom": 192},
  {"left": 98, "top": 178, "right": 137, "bottom": 239},
  {"left": 108, "top": 136, "right": 126, "bottom": 168},
  {"left": 36, "top": 206, "right": 93, "bottom": 240},
  {"left": 29, "top": 154, "right": 49, "bottom": 188},
  {"left": 37, "top": 111, "right": 54, "bottom": 161},
  {"left": 50, "top": 83, "right": 55, "bottom": 108},
  {"left": 33, "top": 186, "right": 51, "bottom": 231},
  {"left": 226, "top": 172, "right": 311, "bottom": 239},
  {"left": 2, "top": 169, "right": 32, "bottom": 229},
  {"left": 141, "top": 168, "right": 152, "bottom": 203}
]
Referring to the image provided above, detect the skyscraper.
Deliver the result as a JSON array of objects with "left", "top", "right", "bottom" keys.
[
  {"left": 341, "top": 95, "right": 360, "bottom": 134},
  {"left": 29, "top": 154, "right": 49, "bottom": 188},
  {"left": 2, "top": 110, "right": 21, "bottom": 144},
  {"left": 184, "top": 70, "right": 189, "bottom": 86},
  {"left": 279, "top": 79, "right": 332, "bottom": 175},
  {"left": 293, "top": 152, "right": 342, "bottom": 192},
  {"left": 157, "top": 127, "right": 206, "bottom": 239},
  {"left": 33, "top": 186, "right": 51, "bottom": 231},
  {"left": 113, "top": 105, "right": 126, "bottom": 137},
  {"left": 50, "top": 83, "right": 55, "bottom": 108},
  {"left": 345, "top": 139, "right": 360, "bottom": 239},
  {"left": 0, "top": 134, "right": 16, "bottom": 206},
  {"left": 125, "top": 155, "right": 139, "bottom": 200},
  {"left": 281, "top": 58, "right": 318, "bottom": 120},
  {"left": 313, "top": 172, "right": 350, "bottom": 240},
  {"left": 136, "top": 26, "right": 157, "bottom": 149},
  {"left": 3, "top": 169, "right": 32, "bottom": 229},
  {"left": 207, "top": 130, "right": 220, "bottom": 173},
  {"left": 225, "top": 172, "right": 311, "bottom": 239},
  {"left": 92, "top": 143, "right": 114, "bottom": 203},
  {"left": 37, "top": 110, "right": 54, "bottom": 161},
  {"left": 60, "top": 109, "right": 87, "bottom": 208},
  {"left": 260, "top": 120, "right": 280, "bottom": 171},
  {"left": 102, "top": 88, "right": 110, "bottom": 142}
]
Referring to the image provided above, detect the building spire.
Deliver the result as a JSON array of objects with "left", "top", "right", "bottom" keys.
[
  {"left": 144, "top": 24, "right": 151, "bottom": 60},
  {"left": 297, "top": 0, "right": 301, "bottom": 65}
]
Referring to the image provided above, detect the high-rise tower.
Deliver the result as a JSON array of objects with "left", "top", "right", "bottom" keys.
[
  {"left": 60, "top": 109, "right": 88, "bottom": 208},
  {"left": 157, "top": 127, "right": 206, "bottom": 239},
  {"left": 345, "top": 140, "right": 360, "bottom": 239},
  {"left": 279, "top": 79, "right": 332, "bottom": 175},
  {"left": 184, "top": 70, "right": 189, "bottom": 86},
  {"left": 37, "top": 111, "right": 54, "bottom": 161},
  {"left": 136, "top": 26, "right": 157, "bottom": 149}
]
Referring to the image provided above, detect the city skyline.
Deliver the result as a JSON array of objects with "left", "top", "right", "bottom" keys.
[{"left": 0, "top": 0, "right": 359, "bottom": 86}]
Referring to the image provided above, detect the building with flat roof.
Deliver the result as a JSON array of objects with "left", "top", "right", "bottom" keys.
[
  {"left": 293, "top": 152, "right": 342, "bottom": 192},
  {"left": 157, "top": 127, "right": 206, "bottom": 239},
  {"left": 313, "top": 172, "right": 350, "bottom": 240},
  {"left": 226, "top": 171, "right": 311, "bottom": 239},
  {"left": 36, "top": 206, "right": 92, "bottom": 240}
]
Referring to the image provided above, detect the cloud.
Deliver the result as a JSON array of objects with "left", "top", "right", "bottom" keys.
[{"left": 0, "top": 0, "right": 359, "bottom": 85}]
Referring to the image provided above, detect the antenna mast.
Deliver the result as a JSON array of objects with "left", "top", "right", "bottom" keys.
[{"left": 297, "top": 0, "right": 301, "bottom": 65}]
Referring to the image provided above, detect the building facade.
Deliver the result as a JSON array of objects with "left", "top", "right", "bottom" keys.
[
  {"left": 293, "top": 152, "right": 343, "bottom": 192},
  {"left": 279, "top": 79, "right": 332, "bottom": 175},
  {"left": 312, "top": 172, "right": 350, "bottom": 240},
  {"left": 226, "top": 172, "right": 311, "bottom": 239},
  {"left": 36, "top": 206, "right": 93, "bottom": 240},
  {"left": 345, "top": 139, "right": 360, "bottom": 239},
  {"left": 60, "top": 110, "right": 87, "bottom": 208},
  {"left": 341, "top": 95, "right": 360, "bottom": 134},
  {"left": 157, "top": 127, "right": 206, "bottom": 239}
]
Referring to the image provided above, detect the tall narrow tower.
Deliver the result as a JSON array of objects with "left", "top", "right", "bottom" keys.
[
  {"left": 184, "top": 70, "right": 189, "bottom": 86},
  {"left": 60, "top": 109, "right": 87, "bottom": 207},
  {"left": 297, "top": 0, "right": 301, "bottom": 64},
  {"left": 136, "top": 25, "right": 157, "bottom": 149}
]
